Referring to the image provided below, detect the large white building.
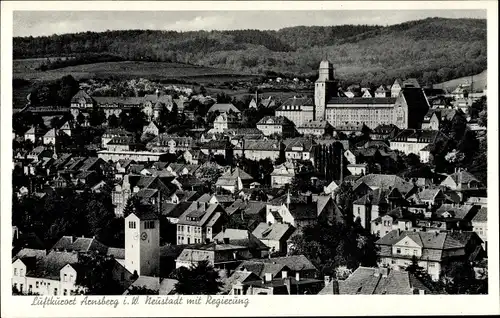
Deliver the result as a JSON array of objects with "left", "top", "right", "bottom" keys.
[
  {"left": 125, "top": 212, "right": 160, "bottom": 277},
  {"left": 276, "top": 60, "right": 430, "bottom": 130}
]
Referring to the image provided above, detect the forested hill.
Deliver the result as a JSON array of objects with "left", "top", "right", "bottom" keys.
[{"left": 13, "top": 17, "right": 486, "bottom": 85}]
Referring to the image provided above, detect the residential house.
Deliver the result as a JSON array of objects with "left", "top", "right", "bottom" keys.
[
  {"left": 235, "top": 272, "right": 323, "bottom": 295},
  {"left": 434, "top": 204, "right": 481, "bottom": 229},
  {"left": 252, "top": 222, "right": 295, "bottom": 255},
  {"left": 376, "top": 230, "right": 483, "bottom": 280},
  {"left": 147, "top": 134, "right": 195, "bottom": 154},
  {"left": 471, "top": 207, "right": 487, "bottom": 252},
  {"left": 283, "top": 138, "right": 316, "bottom": 163},
  {"left": 199, "top": 140, "right": 233, "bottom": 160},
  {"left": 323, "top": 180, "right": 340, "bottom": 196},
  {"left": 271, "top": 162, "right": 296, "bottom": 188},
  {"left": 176, "top": 202, "right": 227, "bottom": 245},
  {"left": 408, "top": 188, "right": 447, "bottom": 207},
  {"left": 24, "top": 126, "right": 45, "bottom": 144},
  {"left": 440, "top": 169, "right": 484, "bottom": 191},
  {"left": 213, "top": 229, "right": 269, "bottom": 258},
  {"left": 296, "top": 120, "right": 334, "bottom": 137},
  {"left": 321, "top": 266, "right": 433, "bottom": 295},
  {"left": 352, "top": 188, "right": 406, "bottom": 230},
  {"left": 212, "top": 113, "right": 239, "bottom": 133},
  {"left": 347, "top": 163, "right": 368, "bottom": 176},
  {"left": 216, "top": 167, "right": 254, "bottom": 193},
  {"left": 175, "top": 243, "right": 253, "bottom": 274},
  {"left": 207, "top": 103, "right": 241, "bottom": 115},
  {"left": 371, "top": 124, "right": 400, "bottom": 141},
  {"left": 233, "top": 139, "right": 284, "bottom": 161},
  {"left": 142, "top": 122, "right": 160, "bottom": 137},
  {"left": 122, "top": 276, "right": 178, "bottom": 295},
  {"left": 42, "top": 129, "right": 58, "bottom": 145},
  {"left": 241, "top": 254, "right": 317, "bottom": 279},
  {"left": 275, "top": 97, "right": 315, "bottom": 127},
  {"left": 26, "top": 146, "right": 53, "bottom": 163},
  {"left": 181, "top": 149, "right": 208, "bottom": 165},
  {"left": 221, "top": 270, "right": 261, "bottom": 294},
  {"left": 101, "top": 129, "right": 134, "bottom": 148},
  {"left": 352, "top": 174, "right": 416, "bottom": 197},
  {"left": 257, "top": 116, "right": 296, "bottom": 137},
  {"left": 421, "top": 108, "right": 462, "bottom": 130},
  {"left": 225, "top": 200, "right": 267, "bottom": 231},
  {"left": 362, "top": 89, "right": 373, "bottom": 98},
  {"left": 390, "top": 129, "right": 447, "bottom": 158},
  {"left": 266, "top": 194, "right": 318, "bottom": 230},
  {"left": 60, "top": 121, "right": 74, "bottom": 137}
]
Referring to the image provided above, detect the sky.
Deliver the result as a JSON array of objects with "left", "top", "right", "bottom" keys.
[{"left": 13, "top": 10, "right": 486, "bottom": 37}]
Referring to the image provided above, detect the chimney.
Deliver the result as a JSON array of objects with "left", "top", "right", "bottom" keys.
[
  {"left": 295, "top": 272, "right": 300, "bottom": 281},
  {"left": 264, "top": 273, "right": 272, "bottom": 282}
]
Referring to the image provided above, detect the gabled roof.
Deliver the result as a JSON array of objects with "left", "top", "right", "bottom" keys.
[
  {"left": 435, "top": 204, "right": 480, "bottom": 220},
  {"left": 472, "top": 207, "right": 487, "bottom": 222},
  {"left": 237, "top": 261, "right": 290, "bottom": 279},
  {"left": 257, "top": 116, "right": 293, "bottom": 126},
  {"left": 221, "top": 270, "right": 261, "bottom": 293},
  {"left": 208, "top": 103, "right": 240, "bottom": 114},
  {"left": 338, "top": 267, "right": 430, "bottom": 295},
  {"left": 71, "top": 90, "right": 94, "bottom": 103},
  {"left": 353, "top": 174, "right": 415, "bottom": 194},
  {"left": 283, "top": 138, "right": 316, "bottom": 152},
  {"left": 254, "top": 254, "right": 316, "bottom": 272},
  {"left": 43, "top": 128, "right": 57, "bottom": 138},
  {"left": 161, "top": 202, "right": 193, "bottom": 218},
  {"left": 219, "top": 167, "right": 254, "bottom": 181},
  {"left": 252, "top": 222, "right": 295, "bottom": 241},
  {"left": 213, "top": 229, "right": 268, "bottom": 251},
  {"left": 225, "top": 200, "right": 266, "bottom": 216},
  {"left": 26, "top": 251, "right": 79, "bottom": 280},
  {"left": 376, "top": 230, "right": 479, "bottom": 253}
]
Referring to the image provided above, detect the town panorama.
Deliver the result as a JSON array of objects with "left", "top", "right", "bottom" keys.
[{"left": 12, "top": 17, "right": 488, "bottom": 296}]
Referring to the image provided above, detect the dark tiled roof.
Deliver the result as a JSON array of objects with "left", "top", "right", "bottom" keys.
[
  {"left": 257, "top": 116, "right": 293, "bottom": 126},
  {"left": 327, "top": 97, "right": 397, "bottom": 105},
  {"left": 472, "top": 207, "right": 487, "bottom": 222},
  {"left": 254, "top": 254, "right": 317, "bottom": 272}
]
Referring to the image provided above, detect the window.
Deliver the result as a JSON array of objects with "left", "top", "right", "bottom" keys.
[
  {"left": 145, "top": 220, "right": 155, "bottom": 229},
  {"left": 64, "top": 289, "right": 67, "bottom": 296},
  {"left": 391, "top": 259, "right": 396, "bottom": 264},
  {"left": 187, "top": 226, "right": 190, "bottom": 233},
  {"left": 429, "top": 263, "right": 435, "bottom": 268},
  {"left": 177, "top": 225, "right": 181, "bottom": 231},
  {"left": 413, "top": 249, "right": 418, "bottom": 255},
  {"left": 64, "top": 274, "right": 68, "bottom": 282},
  {"left": 357, "top": 207, "right": 361, "bottom": 215},
  {"left": 129, "top": 221, "right": 136, "bottom": 229},
  {"left": 54, "top": 288, "right": 58, "bottom": 295},
  {"left": 20, "top": 269, "right": 24, "bottom": 277},
  {"left": 14, "top": 268, "right": 17, "bottom": 276},
  {"left": 36, "top": 282, "right": 39, "bottom": 288},
  {"left": 396, "top": 248, "right": 401, "bottom": 254}
]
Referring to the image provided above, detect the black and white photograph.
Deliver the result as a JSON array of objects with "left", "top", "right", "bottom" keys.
[{"left": 2, "top": 1, "right": 499, "bottom": 317}]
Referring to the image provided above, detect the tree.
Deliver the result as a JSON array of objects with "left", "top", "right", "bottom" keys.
[
  {"left": 89, "top": 106, "right": 106, "bottom": 127},
  {"left": 75, "top": 252, "right": 124, "bottom": 295},
  {"left": 289, "top": 221, "right": 378, "bottom": 276},
  {"left": 439, "top": 262, "right": 487, "bottom": 294},
  {"left": 174, "top": 260, "right": 223, "bottom": 295},
  {"left": 107, "top": 114, "right": 119, "bottom": 128}
]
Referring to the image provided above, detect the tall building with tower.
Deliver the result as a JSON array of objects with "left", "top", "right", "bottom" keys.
[
  {"left": 277, "top": 59, "right": 429, "bottom": 130},
  {"left": 125, "top": 210, "right": 160, "bottom": 277},
  {"left": 314, "top": 60, "right": 339, "bottom": 121}
]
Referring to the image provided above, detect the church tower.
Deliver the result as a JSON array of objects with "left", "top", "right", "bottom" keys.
[
  {"left": 125, "top": 211, "right": 160, "bottom": 277},
  {"left": 314, "top": 60, "right": 338, "bottom": 121}
]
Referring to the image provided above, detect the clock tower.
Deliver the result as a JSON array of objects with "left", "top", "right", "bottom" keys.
[{"left": 125, "top": 211, "right": 160, "bottom": 277}]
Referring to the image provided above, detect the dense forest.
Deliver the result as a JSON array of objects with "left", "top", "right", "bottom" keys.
[{"left": 13, "top": 17, "right": 486, "bottom": 86}]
